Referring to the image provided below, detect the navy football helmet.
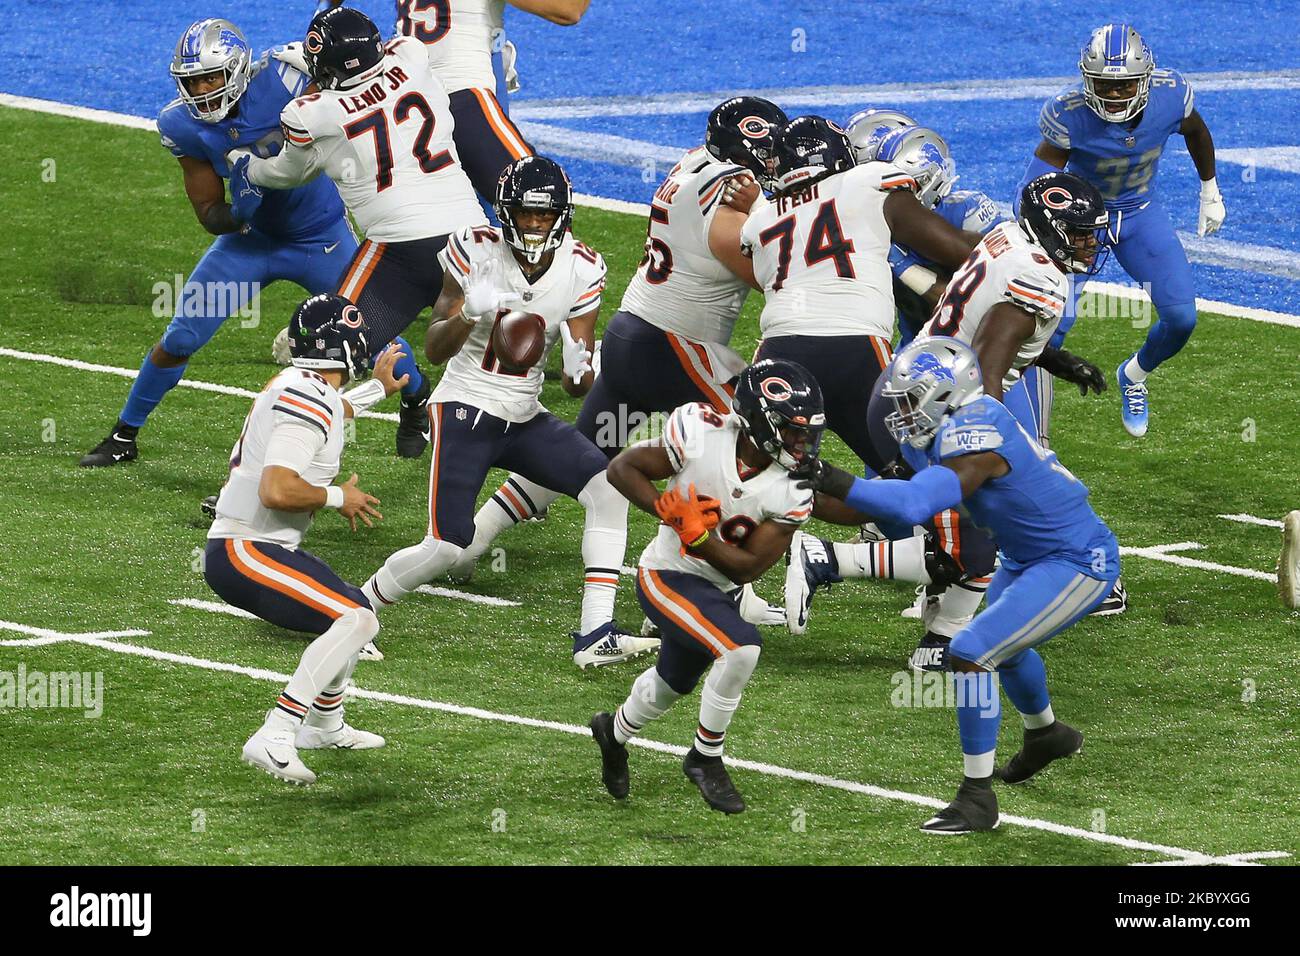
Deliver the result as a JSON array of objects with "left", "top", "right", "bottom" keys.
[
  {"left": 288, "top": 294, "right": 371, "bottom": 381},
  {"left": 494, "top": 156, "right": 574, "bottom": 265},
  {"left": 303, "top": 6, "right": 385, "bottom": 91},
  {"left": 705, "top": 96, "right": 789, "bottom": 190},
  {"left": 1019, "top": 172, "right": 1109, "bottom": 274},
  {"left": 771, "top": 116, "right": 856, "bottom": 193},
  {"left": 733, "top": 359, "right": 826, "bottom": 471}
]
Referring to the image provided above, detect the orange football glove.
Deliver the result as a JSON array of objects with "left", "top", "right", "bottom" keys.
[{"left": 654, "top": 484, "right": 721, "bottom": 549}]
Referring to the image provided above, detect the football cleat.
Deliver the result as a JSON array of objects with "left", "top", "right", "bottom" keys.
[
  {"left": 856, "top": 522, "right": 887, "bottom": 543},
  {"left": 572, "top": 622, "right": 659, "bottom": 670},
  {"left": 295, "top": 720, "right": 385, "bottom": 750},
  {"left": 271, "top": 325, "right": 293, "bottom": 365},
  {"left": 682, "top": 748, "right": 745, "bottom": 814},
  {"left": 447, "top": 549, "right": 480, "bottom": 585},
  {"left": 200, "top": 494, "right": 218, "bottom": 520},
  {"left": 909, "top": 632, "right": 951, "bottom": 672},
  {"left": 1089, "top": 579, "right": 1128, "bottom": 616},
  {"left": 640, "top": 616, "right": 661, "bottom": 640},
  {"left": 1116, "top": 358, "right": 1149, "bottom": 437},
  {"left": 358, "top": 640, "right": 384, "bottom": 661},
  {"left": 1278, "top": 511, "right": 1300, "bottom": 609},
  {"left": 901, "top": 583, "right": 928, "bottom": 620},
  {"left": 242, "top": 713, "right": 316, "bottom": 785},
  {"left": 995, "top": 721, "right": 1084, "bottom": 785},
  {"left": 589, "top": 712, "right": 629, "bottom": 799},
  {"left": 79, "top": 429, "right": 138, "bottom": 468},
  {"left": 921, "top": 777, "right": 999, "bottom": 834},
  {"left": 784, "top": 531, "right": 840, "bottom": 635},
  {"left": 735, "top": 583, "right": 785, "bottom": 627},
  {"left": 395, "top": 378, "right": 431, "bottom": 458}
]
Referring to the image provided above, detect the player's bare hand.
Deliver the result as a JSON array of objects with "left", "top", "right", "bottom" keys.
[
  {"left": 338, "top": 473, "right": 382, "bottom": 531},
  {"left": 722, "top": 173, "right": 760, "bottom": 213},
  {"left": 371, "top": 343, "right": 410, "bottom": 397}
]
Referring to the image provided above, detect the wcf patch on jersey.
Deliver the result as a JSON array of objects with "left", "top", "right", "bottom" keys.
[{"left": 939, "top": 424, "right": 1003, "bottom": 459}]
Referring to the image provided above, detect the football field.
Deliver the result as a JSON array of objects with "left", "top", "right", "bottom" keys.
[{"left": 1, "top": 102, "right": 1297, "bottom": 865}]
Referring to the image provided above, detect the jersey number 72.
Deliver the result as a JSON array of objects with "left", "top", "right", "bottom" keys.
[{"left": 344, "top": 92, "right": 452, "bottom": 192}]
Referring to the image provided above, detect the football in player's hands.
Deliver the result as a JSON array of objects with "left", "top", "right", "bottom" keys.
[{"left": 491, "top": 310, "right": 547, "bottom": 372}]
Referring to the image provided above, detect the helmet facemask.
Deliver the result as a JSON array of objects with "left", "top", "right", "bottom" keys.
[
  {"left": 171, "top": 20, "right": 252, "bottom": 123},
  {"left": 499, "top": 199, "right": 568, "bottom": 265}
]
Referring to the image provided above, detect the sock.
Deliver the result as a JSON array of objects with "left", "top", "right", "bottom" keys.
[
  {"left": 954, "top": 669, "right": 1000, "bottom": 778},
  {"left": 577, "top": 472, "right": 628, "bottom": 635},
  {"left": 281, "top": 608, "right": 379, "bottom": 713},
  {"left": 1123, "top": 353, "right": 1149, "bottom": 384},
  {"left": 694, "top": 645, "right": 760, "bottom": 757},
  {"left": 387, "top": 337, "right": 427, "bottom": 400},
  {"left": 119, "top": 352, "right": 188, "bottom": 428},
  {"left": 1135, "top": 302, "right": 1196, "bottom": 373},
  {"left": 832, "top": 534, "right": 928, "bottom": 583},
  {"left": 999, "top": 648, "right": 1052, "bottom": 723},
  {"left": 462, "top": 476, "right": 564, "bottom": 565},
  {"left": 613, "top": 665, "right": 681, "bottom": 744},
  {"left": 363, "top": 536, "right": 463, "bottom": 608},
  {"left": 1022, "top": 705, "right": 1055, "bottom": 731},
  {"left": 304, "top": 651, "right": 361, "bottom": 731},
  {"left": 928, "top": 575, "right": 991, "bottom": 637}
]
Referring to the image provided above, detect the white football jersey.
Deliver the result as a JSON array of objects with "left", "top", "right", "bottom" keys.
[
  {"left": 209, "top": 368, "right": 345, "bottom": 549},
  {"left": 639, "top": 403, "right": 813, "bottom": 591},
  {"left": 741, "top": 161, "right": 915, "bottom": 339},
  {"left": 396, "top": 0, "right": 504, "bottom": 94},
  {"left": 434, "top": 227, "right": 607, "bottom": 423},
  {"left": 922, "top": 221, "right": 1070, "bottom": 390},
  {"left": 619, "top": 147, "right": 754, "bottom": 346},
  {"left": 275, "top": 37, "right": 484, "bottom": 241}
]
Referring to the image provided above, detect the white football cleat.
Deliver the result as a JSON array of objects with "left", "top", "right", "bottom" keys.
[
  {"left": 640, "top": 616, "right": 661, "bottom": 639},
  {"left": 296, "top": 720, "right": 386, "bottom": 750},
  {"left": 242, "top": 713, "right": 316, "bottom": 785},
  {"left": 1278, "top": 511, "right": 1300, "bottom": 609},
  {"left": 737, "top": 583, "right": 785, "bottom": 627},
  {"left": 447, "top": 550, "right": 479, "bottom": 585},
  {"left": 358, "top": 640, "right": 384, "bottom": 661},
  {"left": 901, "top": 583, "right": 926, "bottom": 619},
  {"left": 573, "top": 623, "right": 659, "bottom": 669},
  {"left": 784, "top": 531, "right": 813, "bottom": 635},
  {"left": 271, "top": 326, "right": 293, "bottom": 366}
]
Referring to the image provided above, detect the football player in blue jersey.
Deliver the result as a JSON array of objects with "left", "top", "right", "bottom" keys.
[
  {"left": 79, "top": 20, "right": 422, "bottom": 468},
  {"left": 800, "top": 336, "right": 1120, "bottom": 833},
  {"left": 1017, "top": 23, "right": 1225, "bottom": 438}
]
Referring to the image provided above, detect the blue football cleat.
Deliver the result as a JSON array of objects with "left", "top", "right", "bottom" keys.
[{"left": 1116, "top": 357, "right": 1149, "bottom": 437}]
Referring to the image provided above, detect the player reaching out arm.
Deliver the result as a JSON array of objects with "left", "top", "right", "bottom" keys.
[{"left": 590, "top": 360, "right": 824, "bottom": 814}]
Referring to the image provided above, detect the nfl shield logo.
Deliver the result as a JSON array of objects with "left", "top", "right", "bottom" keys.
[
  {"left": 229, "top": 128, "right": 240, "bottom": 141},
  {"left": 1124, "top": 135, "right": 1135, "bottom": 147},
  {"left": 456, "top": 407, "right": 468, "bottom": 421}
]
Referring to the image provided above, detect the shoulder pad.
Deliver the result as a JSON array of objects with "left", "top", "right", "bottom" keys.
[
  {"left": 936, "top": 403, "right": 1006, "bottom": 460},
  {"left": 1005, "top": 267, "right": 1068, "bottom": 321},
  {"left": 1039, "top": 94, "right": 1078, "bottom": 148},
  {"left": 857, "top": 160, "right": 917, "bottom": 193},
  {"left": 156, "top": 102, "right": 198, "bottom": 158}
]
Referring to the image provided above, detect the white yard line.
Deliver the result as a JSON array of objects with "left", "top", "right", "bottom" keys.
[
  {"left": 0, "top": 620, "right": 151, "bottom": 647},
  {"left": 1218, "top": 513, "right": 1285, "bottom": 529},
  {"left": 1120, "top": 541, "right": 1277, "bottom": 583},
  {"left": 2, "top": 620, "right": 1284, "bottom": 864}
]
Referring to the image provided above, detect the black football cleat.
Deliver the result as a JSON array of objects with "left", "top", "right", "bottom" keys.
[
  {"left": 908, "top": 631, "right": 951, "bottom": 672},
  {"left": 200, "top": 495, "right": 218, "bottom": 520},
  {"left": 1089, "top": 579, "right": 1127, "bottom": 616},
  {"left": 682, "top": 748, "right": 745, "bottom": 814},
  {"left": 589, "top": 712, "right": 629, "bottom": 799},
  {"left": 395, "top": 378, "right": 431, "bottom": 459},
  {"left": 995, "top": 721, "right": 1084, "bottom": 785},
  {"left": 79, "top": 428, "right": 138, "bottom": 468},
  {"left": 921, "top": 777, "right": 999, "bottom": 834}
]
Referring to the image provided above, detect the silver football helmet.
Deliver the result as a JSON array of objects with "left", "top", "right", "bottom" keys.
[
  {"left": 845, "top": 107, "right": 916, "bottom": 163},
  {"left": 874, "top": 126, "right": 957, "bottom": 208},
  {"left": 882, "top": 336, "right": 984, "bottom": 449},
  {"left": 1079, "top": 23, "right": 1155, "bottom": 124},
  {"left": 170, "top": 19, "right": 252, "bottom": 123}
]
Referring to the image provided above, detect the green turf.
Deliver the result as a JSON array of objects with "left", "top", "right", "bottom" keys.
[{"left": 1, "top": 106, "right": 1296, "bottom": 865}]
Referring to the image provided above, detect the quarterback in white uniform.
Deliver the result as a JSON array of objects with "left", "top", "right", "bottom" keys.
[
  {"left": 589, "top": 360, "right": 823, "bottom": 814},
  {"left": 205, "top": 294, "right": 405, "bottom": 785},
  {"left": 359, "top": 156, "right": 657, "bottom": 669},
  {"left": 239, "top": 7, "right": 486, "bottom": 459},
  {"left": 742, "top": 115, "right": 978, "bottom": 476},
  {"left": 447, "top": 97, "right": 786, "bottom": 605}
]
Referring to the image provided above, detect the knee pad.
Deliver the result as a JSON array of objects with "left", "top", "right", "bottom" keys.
[
  {"left": 1157, "top": 301, "right": 1197, "bottom": 336},
  {"left": 707, "top": 644, "right": 761, "bottom": 698},
  {"left": 578, "top": 470, "right": 627, "bottom": 521},
  {"left": 160, "top": 321, "right": 203, "bottom": 359}
]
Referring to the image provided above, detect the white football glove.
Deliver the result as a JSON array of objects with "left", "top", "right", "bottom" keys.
[
  {"left": 461, "top": 259, "right": 520, "bottom": 322},
  {"left": 271, "top": 42, "right": 311, "bottom": 77},
  {"left": 559, "top": 322, "right": 593, "bottom": 384},
  {"left": 1197, "top": 177, "right": 1226, "bottom": 237}
]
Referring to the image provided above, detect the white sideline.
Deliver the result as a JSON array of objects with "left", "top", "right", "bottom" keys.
[
  {"left": 1, "top": 618, "right": 1286, "bottom": 865},
  {"left": 3, "top": 92, "right": 1299, "bottom": 325}
]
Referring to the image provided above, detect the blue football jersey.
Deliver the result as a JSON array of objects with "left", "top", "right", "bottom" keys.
[
  {"left": 900, "top": 396, "right": 1118, "bottom": 574},
  {"left": 1038, "top": 69, "right": 1193, "bottom": 211},
  {"left": 157, "top": 48, "right": 345, "bottom": 242},
  {"left": 889, "top": 188, "right": 1005, "bottom": 277}
]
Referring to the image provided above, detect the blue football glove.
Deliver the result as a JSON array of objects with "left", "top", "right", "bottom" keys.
[{"left": 229, "top": 154, "right": 264, "bottom": 225}]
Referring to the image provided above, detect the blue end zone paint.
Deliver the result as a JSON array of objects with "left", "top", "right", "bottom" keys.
[{"left": 0, "top": 0, "right": 1296, "bottom": 311}]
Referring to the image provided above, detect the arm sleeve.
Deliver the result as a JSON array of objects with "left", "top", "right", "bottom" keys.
[
  {"left": 1013, "top": 154, "right": 1063, "bottom": 216},
  {"left": 263, "top": 418, "right": 325, "bottom": 473},
  {"left": 843, "top": 466, "right": 964, "bottom": 527}
]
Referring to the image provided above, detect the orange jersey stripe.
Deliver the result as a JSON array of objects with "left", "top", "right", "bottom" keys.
[
  {"left": 666, "top": 335, "right": 729, "bottom": 413},
  {"left": 276, "top": 394, "right": 332, "bottom": 428},
  {"left": 471, "top": 88, "right": 529, "bottom": 160},
  {"left": 427, "top": 403, "right": 443, "bottom": 537}
]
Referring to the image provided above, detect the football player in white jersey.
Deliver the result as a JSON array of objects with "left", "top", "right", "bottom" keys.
[
  {"left": 358, "top": 156, "right": 657, "bottom": 667},
  {"left": 239, "top": 7, "right": 486, "bottom": 459},
  {"left": 446, "top": 97, "right": 784, "bottom": 599},
  {"left": 741, "top": 115, "right": 979, "bottom": 477},
  {"left": 205, "top": 295, "right": 406, "bottom": 785},
  {"left": 589, "top": 360, "right": 822, "bottom": 814}
]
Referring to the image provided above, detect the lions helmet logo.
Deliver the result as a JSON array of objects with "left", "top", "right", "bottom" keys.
[
  {"left": 910, "top": 352, "right": 956, "bottom": 385},
  {"left": 215, "top": 28, "right": 246, "bottom": 55},
  {"left": 760, "top": 376, "right": 793, "bottom": 401},
  {"left": 739, "top": 116, "right": 772, "bottom": 139},
  {"left": 1041, "top": 185, "right": 1075, "bottom": 210}
]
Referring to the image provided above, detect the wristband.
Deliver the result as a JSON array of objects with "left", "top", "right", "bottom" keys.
[
  {"left": 687, "top": 530, "right": 710, "bottom": 549},
  {"left": 1199, "top": 176, "right": 1220, "bottom": 198},
  {"left": 325, "top": 485, "right": 345, "bottom": 509},
  {"left": 342, "top": 377, "right": 386, "bottom": 412},
  {"left": 899, "top": 263, "right": 938, "bottom": 295}
]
